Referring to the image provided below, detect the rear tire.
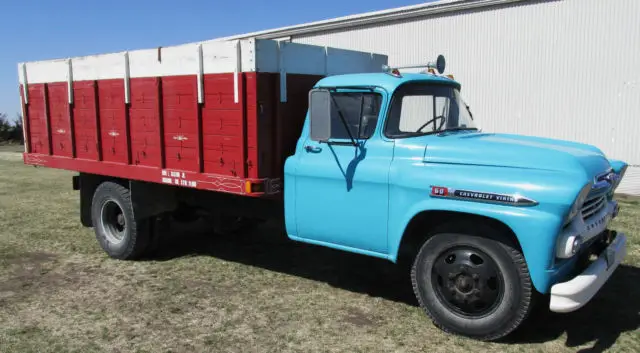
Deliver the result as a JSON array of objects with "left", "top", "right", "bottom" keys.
[
  {"left": 411, "top": 221, "right": 532, "bottom": 341},
  {"left": 91, "top": 181, "right": 150, "bottom": 260}
]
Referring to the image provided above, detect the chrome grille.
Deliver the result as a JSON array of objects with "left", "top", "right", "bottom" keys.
[{"left": 581, "top": 194, "right": 606, "bottom": 220}]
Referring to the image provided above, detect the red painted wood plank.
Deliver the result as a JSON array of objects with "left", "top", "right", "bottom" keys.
[
  {"left": 25, "top": 84, "right": 49, "bottom": 154},
  {"left": 130, "top": 77, "right": 162, "bottom": 167},
  {"left": 47, "top": 83, "right": 73, "bottom": 158},
  {"left": 72, "top": 81, "right": 99, "bottom": 160},
  {"left": 97, "top": 80, "right": 128, "bottom": 164},
  {"left": 202, "top": 73, "right": 247, "bottom": 178},
  {"left": 161, "top": 75, "right": 199, "bottom": 172}
]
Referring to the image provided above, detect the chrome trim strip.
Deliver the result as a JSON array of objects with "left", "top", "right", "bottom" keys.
[{"left": 430, "top": 187, "right": 538, "bottom": 207}]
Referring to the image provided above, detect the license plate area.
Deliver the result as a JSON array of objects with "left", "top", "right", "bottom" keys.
[
  {"left": 605, "top": 246, "right": 616, "bottom": 269},
  {"left": 603, "top": 231, "right": 619, "bottom": 269}
]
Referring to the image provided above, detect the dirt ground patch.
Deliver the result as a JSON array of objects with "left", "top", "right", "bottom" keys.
[{"left": 0, "top": 158, "right": 638, "bottom": 353}]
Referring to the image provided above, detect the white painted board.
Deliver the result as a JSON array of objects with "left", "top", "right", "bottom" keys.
[{"left": 18, "top": 38, "right": 388, "bottom": 85}]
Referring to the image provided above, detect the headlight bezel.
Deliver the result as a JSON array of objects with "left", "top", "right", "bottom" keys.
[
  {"left": 564, "top": 182, "right": 592, "bottom": 226},
  {"left": 612, "top": 165, "right": 628, "bottom": 191}
]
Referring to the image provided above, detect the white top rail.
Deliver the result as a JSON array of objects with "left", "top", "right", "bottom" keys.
[{"left": 18, "top": 39, "right": 387, "bottom": 85}]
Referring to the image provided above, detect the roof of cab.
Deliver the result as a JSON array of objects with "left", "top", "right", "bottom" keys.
[{"left": 314, "top": 72, "right": 461, "bottom": 92}]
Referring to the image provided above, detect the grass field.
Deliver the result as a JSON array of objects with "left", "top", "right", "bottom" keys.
[
  {"left": 0, "top": 144, "right": 24, "bottom": 153},
  {"left": 0, "top": 155, "right": 638, "bottom": 353}
]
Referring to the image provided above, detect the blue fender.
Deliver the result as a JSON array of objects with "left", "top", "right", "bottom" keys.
[{"left": 387, "top": 198, "right": 564, "bottom": 293}]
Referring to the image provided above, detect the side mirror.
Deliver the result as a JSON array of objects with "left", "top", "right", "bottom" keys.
[{"left": 309, "top": 89, "right": 331, "bottom": 142}]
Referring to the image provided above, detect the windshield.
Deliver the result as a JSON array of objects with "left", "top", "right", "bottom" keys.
[{"left": 385, "top": 83, "right": 476, "bottom": 138}]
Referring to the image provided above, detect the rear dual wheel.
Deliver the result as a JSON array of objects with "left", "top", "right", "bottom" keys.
[
  {"left": 91, "top": 181, "right": 150, "bottom": 260},
  {"left": 411, "top": 222, "right": 533, "bottom": 341}
]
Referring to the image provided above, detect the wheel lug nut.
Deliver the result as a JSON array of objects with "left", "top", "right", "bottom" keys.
[
  {"left": 448, "top": 273, "right": 457, "bottom": 280},
  {"left": 472, "top": 274, "right": 479, "bottom": 280}
]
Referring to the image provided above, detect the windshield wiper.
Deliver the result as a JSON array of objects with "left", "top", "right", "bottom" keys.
[{"left": 436, "top": 127, "right": 478, "bottom": 135}]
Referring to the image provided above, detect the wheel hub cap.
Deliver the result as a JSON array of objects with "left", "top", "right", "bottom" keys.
[
  {"left": 432, "top": 247, "right": 504, "bottom": 317},
  {"left": 117, "top": 214, "right": 125, "bottom": 226},
  {"left": 455, "top": 275, "right": 473, "bottom": 293},
  {"left": 100, "top": 200, "right": 126, "bottom": 244}
]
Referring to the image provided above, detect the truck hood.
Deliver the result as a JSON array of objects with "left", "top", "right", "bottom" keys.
[{"left": 424, "top": 132, "right": 610, "bottom": 179}]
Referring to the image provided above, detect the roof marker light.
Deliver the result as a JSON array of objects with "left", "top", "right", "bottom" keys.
[{"left": 382, "top": 65, "right": 402, "bottom": 77}]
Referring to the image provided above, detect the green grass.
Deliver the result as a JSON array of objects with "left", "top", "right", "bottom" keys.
[
  {"left": 0, "top": 158, "right": 638, "bottom": 352},
  {"left": 0, "top": 144, "right": 24, "bottom": 153}
]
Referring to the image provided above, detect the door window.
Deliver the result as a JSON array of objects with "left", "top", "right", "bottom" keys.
[{"left": 329, "top": 93, "right": 382, "bottom": 140}]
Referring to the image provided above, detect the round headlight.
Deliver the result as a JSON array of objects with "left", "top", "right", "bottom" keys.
[
  {"left": 556, "top": 234, "right": 584, "bottom": 258},
  {"left": 571, "top": 235, "right": 583, "bottom": 255}
]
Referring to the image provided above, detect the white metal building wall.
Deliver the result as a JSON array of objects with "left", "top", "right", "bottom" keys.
[{"left": 292, "top": 0, "right": 640, "bottom": 195}]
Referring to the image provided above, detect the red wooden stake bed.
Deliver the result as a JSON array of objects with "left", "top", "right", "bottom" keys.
[{"left": 18, "top": 39, "right": 386, "bottom": 197}]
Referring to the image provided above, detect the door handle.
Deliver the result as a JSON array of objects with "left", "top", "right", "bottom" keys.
[{"left": 304, "top": 145, "right": 322, "bottom": 153}]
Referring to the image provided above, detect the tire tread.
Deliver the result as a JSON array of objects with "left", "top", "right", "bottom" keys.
[
  {"left": 92, "top": 181, "right": 150, "bottom": 260},
  {"left": 410, "top": 221, "right": 533, "bottom": 341}
]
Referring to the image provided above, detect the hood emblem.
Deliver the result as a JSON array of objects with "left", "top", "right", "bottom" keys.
[{"left": 430, "top": 186, "right": 538, "bottom": 207}]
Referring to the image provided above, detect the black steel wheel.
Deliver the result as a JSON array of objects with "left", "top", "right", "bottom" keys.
[
  {"left": 100, "top": 200, "right": 127, "bottom": 245},
  {"left": 411, "top": 221, "right": 533, "bottom": 341},
  {"left": 431, "top": 247, "right": 504, "bottom": 318},
  {"left": 91, "top": 181, "right": 150, "bottom": 260}
]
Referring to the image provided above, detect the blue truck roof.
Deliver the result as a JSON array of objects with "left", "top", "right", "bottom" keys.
[{"left": 314, "top": 72, "right": 461, "bottom": 92}]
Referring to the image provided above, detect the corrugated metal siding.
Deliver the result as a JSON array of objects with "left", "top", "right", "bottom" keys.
[{"left": 293, "top": 0, "right": 640, "bottom": 195}]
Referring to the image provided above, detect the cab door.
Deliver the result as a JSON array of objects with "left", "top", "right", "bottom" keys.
[{"left": 292, "top": 89, "right": 392, "bottom": 255}]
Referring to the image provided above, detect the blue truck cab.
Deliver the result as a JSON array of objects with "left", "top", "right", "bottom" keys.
[{"left": 284, "top": 57, "right": 629, "bottom": 340}]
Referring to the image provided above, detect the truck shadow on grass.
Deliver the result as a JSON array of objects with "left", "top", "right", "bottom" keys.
[
  {"left": 152, "top": 221, "right": 639, "bottom": 350},
  {"left": 506, "top": 263, "right": 640, "bottom": 352}
]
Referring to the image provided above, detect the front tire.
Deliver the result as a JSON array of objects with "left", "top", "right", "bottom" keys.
[
  {"left": 91, "top": 181, "right": 150, "bottom": 260},
  {"left": 411, "top": 222, "right": 532, "bottom": 341}
]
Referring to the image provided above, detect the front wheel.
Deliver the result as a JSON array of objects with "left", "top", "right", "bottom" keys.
[{"left": 411, "top": 222, "right": 533, "bottom": 340}]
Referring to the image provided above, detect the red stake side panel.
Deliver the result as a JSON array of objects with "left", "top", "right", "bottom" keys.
[
  {"left": 161, "top": 75, "right": 199, "bottom": 173},
  {"left": 129, "top": 77, "right": 162, "bottom": 168},
  {"left": 201, "top": 73, "right": 247, "bottom": 178},
  {"left": 47, "top": 83, "right": 73, "bottom": 158},
  {"left": 98, "top": 79, "right": 129, "bottom": 164},
  {"left": 23, "top": 84, "right": 49, "bottom": 154},
  {"left": 72, "top": 81, "right": 99, "bottom": 161},
  {"left": 23, "top": 72, "right": 322, "bottom": 197}
]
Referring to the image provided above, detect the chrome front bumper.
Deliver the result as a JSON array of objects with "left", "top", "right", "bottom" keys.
[{"left": 549, "top": 232, "right": 627, "bottom": 313}]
